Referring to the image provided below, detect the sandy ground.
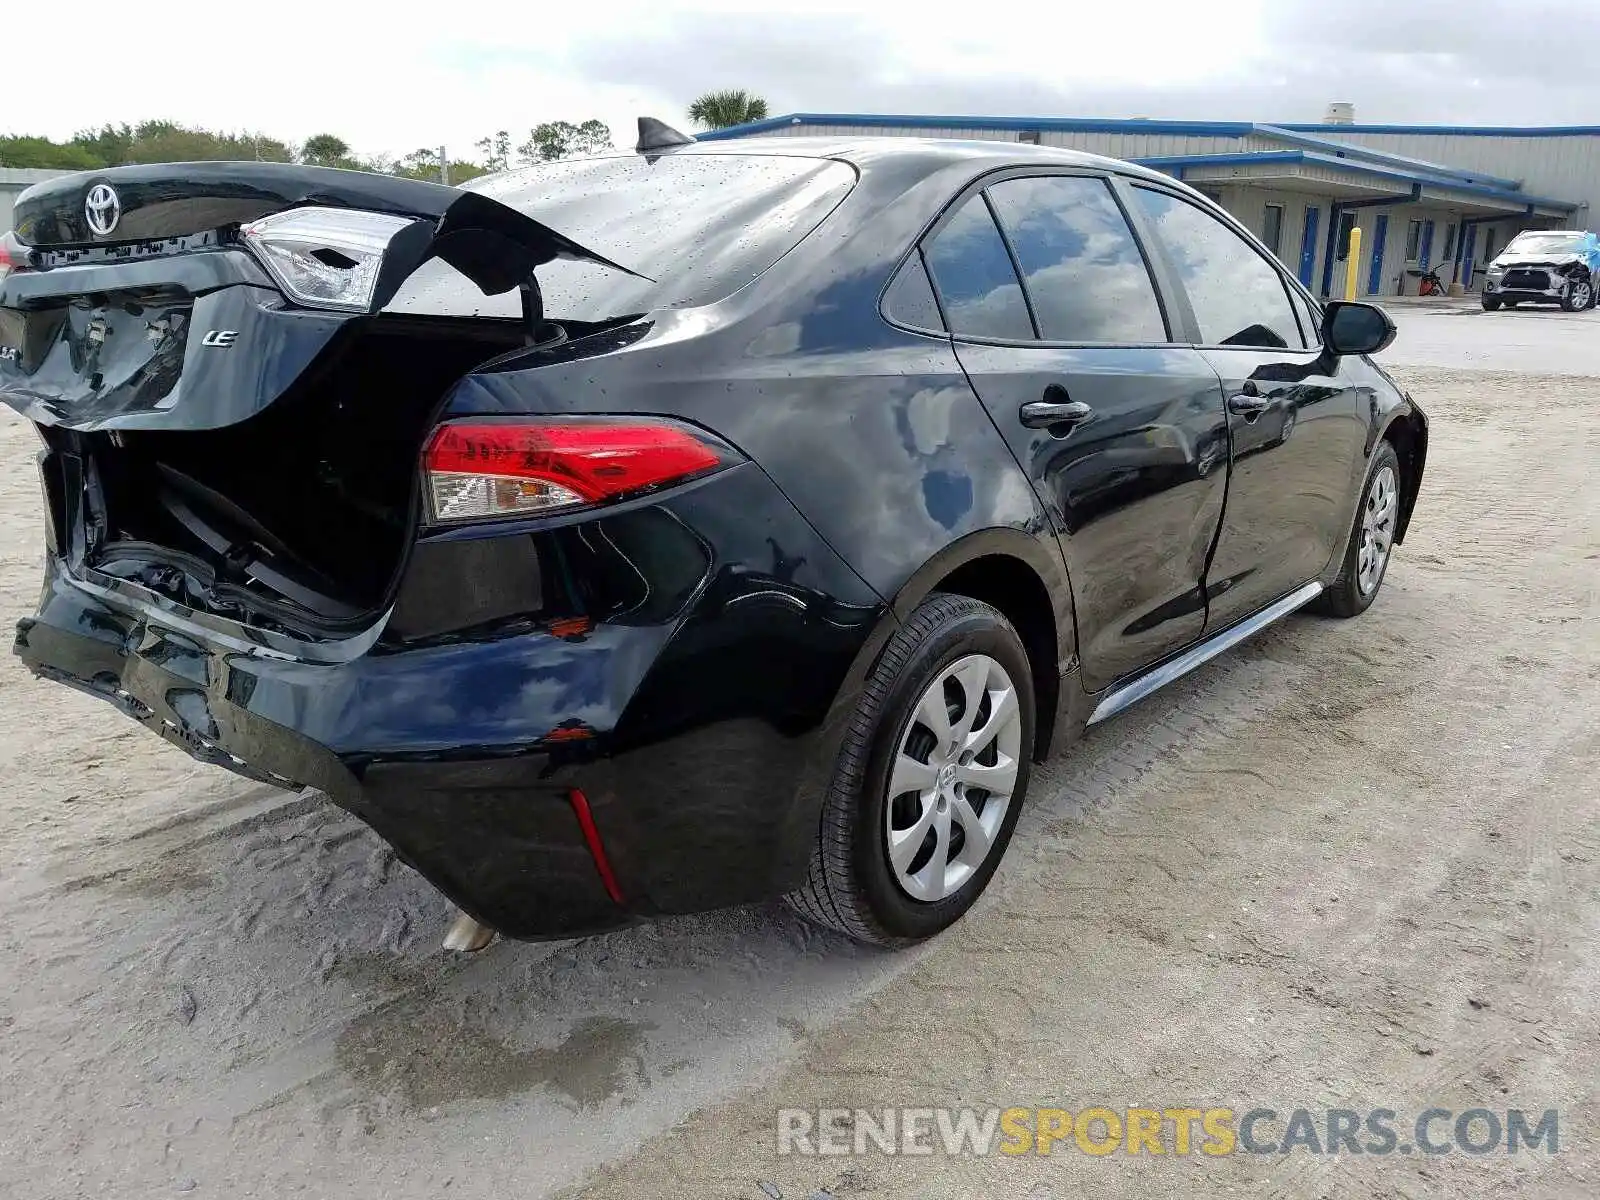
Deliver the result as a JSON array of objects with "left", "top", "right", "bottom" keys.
[{"left": 0, "top": 310, "right": 1596, "bottom": 1199}]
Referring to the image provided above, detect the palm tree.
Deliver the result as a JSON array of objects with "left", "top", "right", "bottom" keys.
[{"left": 687, "top": 90, "right": 770, "bottom": 131}]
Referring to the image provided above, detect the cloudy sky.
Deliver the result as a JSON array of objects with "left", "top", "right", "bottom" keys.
[{"left": 9, "top": 0, "right": 1596, "bottom": 160}]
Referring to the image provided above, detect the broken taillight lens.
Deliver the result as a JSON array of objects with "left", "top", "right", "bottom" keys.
[
  {"left": 422, "top": 417, "right": 735, "bottom": 523},
  {"left": 242, "top": 207, "right": 414, "bottom": 311}
]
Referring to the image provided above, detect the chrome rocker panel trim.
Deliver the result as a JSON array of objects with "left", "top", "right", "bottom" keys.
[{"left": 1086, "top": 581, "right": 1324, "bottom": 726}]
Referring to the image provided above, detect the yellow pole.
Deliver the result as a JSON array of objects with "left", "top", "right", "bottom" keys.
[{"left": 1345, "top": 226, "right": 1363, "bottom": 300}]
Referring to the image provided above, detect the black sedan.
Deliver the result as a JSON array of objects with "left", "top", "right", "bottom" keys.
[{"left": 0, "top": 125, "right": 1426, "bottom": 949}]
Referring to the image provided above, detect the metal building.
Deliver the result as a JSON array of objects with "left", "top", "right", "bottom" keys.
[
  {"left": 700, "top": 108, "right": 1600, "bottom": 299},
  {"left": 0, "top": 169, "right": 69, "bottom": 239}
]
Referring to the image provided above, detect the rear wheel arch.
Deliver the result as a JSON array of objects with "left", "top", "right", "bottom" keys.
[
  {"left": 933, "top": 556, "right": 1059, "bottom": 762},
  {"left": 889, "top": 532, "right": 1074, "bottom": 762}
]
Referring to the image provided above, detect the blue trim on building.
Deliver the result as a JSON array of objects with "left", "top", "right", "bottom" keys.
[
  {"left": 1280, "top": 122, "right": 1600, "bottom": 138},
  {"left": 1137, "top": 152, "right": 1302, "bottom": 171}
]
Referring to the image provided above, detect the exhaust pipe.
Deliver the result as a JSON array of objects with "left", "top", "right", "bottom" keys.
[{"left": 443, "top": 910, "right": 497, "bottom": 953}]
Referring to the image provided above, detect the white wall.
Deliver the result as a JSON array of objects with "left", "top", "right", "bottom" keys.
[
  {"left": 0, "top": 169, "right": 67, "bottom": 234},
  {"left": 1204, "top": 185, "right": 1322, "bottom": 290},
  {"left": 1204, "top": 187, "right": 1538, "bottom": 298}
]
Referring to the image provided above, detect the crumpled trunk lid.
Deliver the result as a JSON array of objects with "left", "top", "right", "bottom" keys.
[
  {"left": 1, "top": 161, "right": 636, "bottom": 632},
  {"left": 0, "top": 161, "right": 631, "bottom": 432}
]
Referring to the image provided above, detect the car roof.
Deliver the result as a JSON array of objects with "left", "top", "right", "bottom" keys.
[{"left": 674, "top": 134, "right": 1174, "bottom": 185}]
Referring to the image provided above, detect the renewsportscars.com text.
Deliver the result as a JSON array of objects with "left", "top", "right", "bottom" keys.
[{"left": 777, "top": 1106, "right": 1560, "bottom": 1158}]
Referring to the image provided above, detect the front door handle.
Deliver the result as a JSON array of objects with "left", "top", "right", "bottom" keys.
[
  {"left": 1020, "top": 399, "right": 1094, "bottom": 430},
  {"left": 1227, "top": 392, "right": 1271, "bottom": 418}
]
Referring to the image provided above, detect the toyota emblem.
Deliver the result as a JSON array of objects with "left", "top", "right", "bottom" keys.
[{"left": 84, "top": 183, "right": 121, "bottom": 237}]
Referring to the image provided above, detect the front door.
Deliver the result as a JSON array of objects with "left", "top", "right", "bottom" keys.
[
  {"left": 1124, "top": 184, "right": 1370, "bottom": 633},
  {"left": 919, "top": 173, "right": 1229, "bottom": 690}
]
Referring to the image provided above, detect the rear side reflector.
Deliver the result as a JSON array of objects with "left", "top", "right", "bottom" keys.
[
  {"left": 422, "top": 417, "right": 733, "bottom": 523},
  {"left": 568, "top": 787, "right": 625, "bottom": 905}
]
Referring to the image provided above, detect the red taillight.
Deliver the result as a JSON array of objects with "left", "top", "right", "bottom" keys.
[
  {"left": 0, "top": 232, "right": 29, "bottom": 282},
  {"left": 422, "top": 418, "right": 730, "bottom": 523}
]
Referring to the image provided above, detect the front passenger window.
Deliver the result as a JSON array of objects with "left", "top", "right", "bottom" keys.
[{"left": 1131, "top": 187, "right": 1307, "bottom": 350}]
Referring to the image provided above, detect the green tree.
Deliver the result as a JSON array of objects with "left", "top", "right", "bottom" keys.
[
  {"left": 300, "top": 133, "right": 353, "bottom": 167},
  {"left": 0, "top": 135, "right": 105, "bottom": 170},
  {"left": 516, "top": 119, "right": 612, "bottom": 165},
  {"left": 391, "top": 148, "right": 488, "bottom": 183},
  {"left": 113, "top": 120, "right": 293, "bottom": 164},
  {"left": 71, "top": 123, "right": 134, "bottom": 166},
  {"left": 475, "top": 130, "right": 512, "bottom": 173},
  {"left": 687, "top": 89, "right": 769, "bottom": 130},
  {"left": 393, "top": 147, "right": 443, "bottom": 180}
]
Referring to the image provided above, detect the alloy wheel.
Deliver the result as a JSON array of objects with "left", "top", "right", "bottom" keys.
[
  {"left": 885, "top": 654, "right": 1024, "bottom": 902},
  {"left": 1357, "top": 464, "right": 1398, "bottom": 596}
]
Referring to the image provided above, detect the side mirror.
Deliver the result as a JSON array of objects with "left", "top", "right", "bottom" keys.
[{"left": 1322, "top": 300, "right": 1397, "bottom": 356}]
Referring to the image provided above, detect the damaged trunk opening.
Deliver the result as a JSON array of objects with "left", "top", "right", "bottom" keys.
[
  {"left": 3, "top": 162, "right": 646, "bottom": 639},
  {"left": 60, "top": 314, "right": 524, "bottom": 629}
]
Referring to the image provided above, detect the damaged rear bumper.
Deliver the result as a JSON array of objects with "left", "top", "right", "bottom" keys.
[
  {"left": 15, "top": 568, "right": 628, "bottom": 937},
  {"left": 14, "top": 464, "right": 889, "bottom": 940}
]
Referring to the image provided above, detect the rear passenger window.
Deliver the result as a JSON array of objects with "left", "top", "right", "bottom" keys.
[
  {"left": 882, "top": 251, "right": 945, "bottom": 332},
  {"left": 1132, "top": 187, "right": 1307, "bottom": 350},
  {"left": 986, "top": 175, "right": 1166, "bottom": 342},
  {"left": 923, "top": 194, "right": 1034, "bottom": 341}
]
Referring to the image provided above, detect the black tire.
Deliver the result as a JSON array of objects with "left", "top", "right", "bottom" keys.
[
  {"left": 1314, "top": 441, "right": 1402, "bottom": 619},
  {"left": 1562, "top": 274, "right": 1594, "bottom": 312},
  {"left": 1481, "top": 293, "right": 1502, "bottom": 311},
  {"left": 785, "top": 593, "right": 1035, "bottom": 947}
]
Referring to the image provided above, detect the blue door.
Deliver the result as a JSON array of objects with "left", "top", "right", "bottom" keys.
[
  {"left": 1298, "top": 206, "right": 1320, "bottom": 287},
  {"left": 1368, "top": 215, "right": 1389, "bottom": 295}
]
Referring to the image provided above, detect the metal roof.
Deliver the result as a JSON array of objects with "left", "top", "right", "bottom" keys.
[
  {"left": 1135, "top": 151, "right": 1576, "bottom": 212},
  {"left": 1278, "top": 122, "right": 1600, "bottom": 138},
  {"left": 699, "top": 113, "right": 1581, "bottom": 213}
]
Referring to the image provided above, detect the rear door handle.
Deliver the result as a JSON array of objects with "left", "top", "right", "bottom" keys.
[
  {"left": 1227, "top": 393, "right": 1271, "bottom": 418},
  {"left": 1020, "top": 399, "right": 1094, "bottom": 430}
]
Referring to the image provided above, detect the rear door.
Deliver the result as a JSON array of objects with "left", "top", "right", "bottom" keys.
[
  {"left": 921, "top": 171, "right": 1229, "bottom": 691},
  {"left": 1124, "top": 183, "right": 1369, "bottom": 634}
]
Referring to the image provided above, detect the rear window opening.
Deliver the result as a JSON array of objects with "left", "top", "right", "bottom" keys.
[
  {"left": 387, "top": 153, "right": 856, "bottom": 324},
  {"left": 70, "top": 312, "right": 526, "bottom": 629}
]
